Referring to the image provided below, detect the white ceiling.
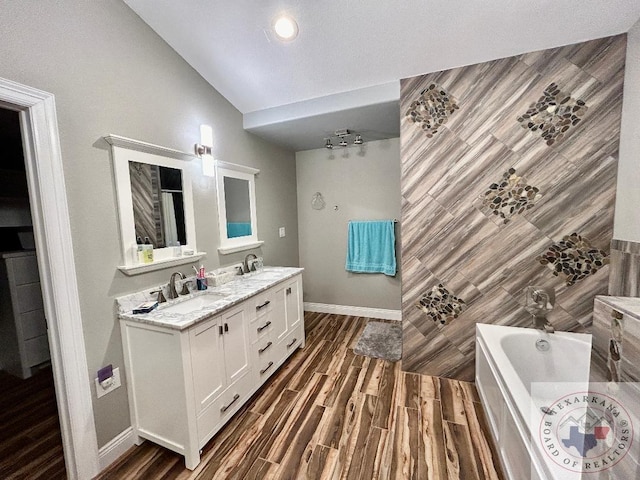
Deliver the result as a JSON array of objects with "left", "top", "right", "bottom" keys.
[{"left": 125, "top": 0, "right": 640, "bottom": 151}]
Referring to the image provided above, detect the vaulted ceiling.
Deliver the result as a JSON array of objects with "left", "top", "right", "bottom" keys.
[{"left": 125, "top": 1, "right": 640, "bottom": 151}]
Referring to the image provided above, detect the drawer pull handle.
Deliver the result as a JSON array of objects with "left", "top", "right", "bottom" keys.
[
  {"left": 257, "top": 321, "right": 271, "bottom": 332},
  {"left": 256, "top": 300, "right": 271, "bottom": 310},
  {"left": 220, "top": 393, "right": 240, "bottom": 413},
  {"left": 218, "top": 325, "right": 224, "bottom": 336},
  {"left": 286, "top": 338, "right": 298, "bottom": 348},
  {"left": 286, "top": 287, "right": 292, "bottom": 295},
  {"left": 258, "top": 341, "right": 273, "bottom": 354},
  {"left": 260, "top": 362, "right": 274, "bottom": 375}
]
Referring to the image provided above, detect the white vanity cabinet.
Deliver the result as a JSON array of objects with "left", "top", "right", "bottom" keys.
[
  {"left": 0, "top": 250, "right": 50, "bottom": 379},
  {"left": 120, "top": 272, "right": 304, "bottom": 470}
]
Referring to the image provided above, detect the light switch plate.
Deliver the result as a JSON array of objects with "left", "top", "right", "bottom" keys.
[
  {"left": 279, "top": 227, "right": 286, "bottom": 238},
  {"left": 95, "top": 367, "right": 121, "bottom": 398}
]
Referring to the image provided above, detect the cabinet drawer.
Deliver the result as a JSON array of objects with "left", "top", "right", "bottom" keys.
[
  {"left": 24, "top": 334, "right": 50, "bottom": 366},
  {"left": 9, "top": 255, "right": 40, "bottom": 285},
  {"left": 255, "top": 334, "right": 276, "bottom": 358},
  {"left": 15, "top": 283, "right": 44, "bottom": 313},
  {"left": 281, "top": 325, "right": 303, "bottom": 356},
  {"left": 20, "top": 310, "right": 47, "bottom": 340},
  {"left": 254, "top": 315, "right": 274, "bottom": 341},
  {"left": 197, "top": 372, "right": 254, "bottom": 445},
  {"left": 257, "top": 347, "right": 280, "bottom": 382},
  {"left": 251, "top": 291, "right": 273, "bottom": 320}
]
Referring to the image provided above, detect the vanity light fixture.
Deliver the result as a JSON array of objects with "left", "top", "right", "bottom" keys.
[
  {"left": 273, "top": 15, "right": 299, "bottom": 41},
  {"left": 323, "top": 129, "right": 364, "bottom": 149},
  {"left": 195, "top": 124, "right": 215, "bottom": 177}
]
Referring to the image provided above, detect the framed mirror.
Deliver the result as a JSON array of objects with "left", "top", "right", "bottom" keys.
[
  {"left": 106, "top": 135, "right": 203, "bottom": 274},
  {"left": 215, "top": 161, "right": 263, "bottom": 254}
]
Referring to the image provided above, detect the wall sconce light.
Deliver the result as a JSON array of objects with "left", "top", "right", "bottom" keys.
[
  {"left": 323, "top": 129, "right": 364, "bottom": 149},
  {"left": 195, "top": 124, "right": 215, "bottom": 177}
]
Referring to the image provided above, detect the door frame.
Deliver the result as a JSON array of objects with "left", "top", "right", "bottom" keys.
[{"left": 0, "top": 77, "right": 99, "bottom": 479}]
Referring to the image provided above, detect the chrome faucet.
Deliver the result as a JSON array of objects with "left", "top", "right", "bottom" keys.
[
  {"left": 524, "top": 286, "right": 555, "bottom": 333},
  {"left": 533, "top": 315, "right": 555, "bottom": 334},
  {"left": 244, "top": 253, "right": 258, "bottom": 273},
  {"left": 168, "top": 271, "right": 189, "bottom": 299}
]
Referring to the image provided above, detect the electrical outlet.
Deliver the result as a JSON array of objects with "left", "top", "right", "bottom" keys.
[
  {"left": 279, "top": 227, "right": 286, "bottom": 238},
  {"left": 95, "top": 367, "right": 121, "bottom": 398}
]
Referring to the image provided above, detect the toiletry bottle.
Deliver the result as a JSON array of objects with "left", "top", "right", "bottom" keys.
[
  {"left": 197, "top": 265, "right": 207, "bottom": 290},
  {"left": 136, "top": 236, "right": 144, "bottom": 264},
  {"left": 142, "top": 237, "right": 154, "bottom": 264}
]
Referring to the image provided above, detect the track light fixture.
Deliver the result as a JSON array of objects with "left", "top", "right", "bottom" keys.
[{"left": 323, "top": 129, "right": 364, "bottom": 149}]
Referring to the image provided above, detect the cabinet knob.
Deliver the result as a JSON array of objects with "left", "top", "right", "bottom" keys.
[
  {"left": 286, "top": 287, "right": 292, "bottom": 295},
  {"left": 224, "top": 323, "right": 229, "bottom": 333}
]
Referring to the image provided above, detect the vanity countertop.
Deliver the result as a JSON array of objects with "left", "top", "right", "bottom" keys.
[{"left": 118, "top": 267, "right": 303, "bottom": 331}]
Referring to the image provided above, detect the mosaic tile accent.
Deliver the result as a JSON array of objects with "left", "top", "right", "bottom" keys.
[
  {"left": 538, "top": 233, "right": 609, "bottom": 286},
  {"left": 477, "top": 168, "right": 542, "bottom": 224},
  {"left": 416, "top": 284, "right": 466, "bottom": 325},
  {"left": 517, "top": 83, "right": 588, "bottom": 146},
  {"left": 405, "top": 83, "right": 459, "bottom": 138}
]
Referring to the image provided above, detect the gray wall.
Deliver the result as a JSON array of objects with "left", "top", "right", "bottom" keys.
[
  {"left": 296, "top": 139, "right": 401, "bottom": 310},
  {"left": 614, "top": 19, "right": 640, "bottom": 242},
  {"left": 0, "top": 1, "right": 298, "bottom": 447}
]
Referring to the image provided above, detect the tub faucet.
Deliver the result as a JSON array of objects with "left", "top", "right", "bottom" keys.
[
  {"left": 533, "top": 316, "right": 555, "bottom": 334},
  {"left": 524, "top": 286, "right": 555, "bottom": 333}
]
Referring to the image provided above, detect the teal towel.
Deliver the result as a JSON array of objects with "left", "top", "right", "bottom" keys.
[
  {"left": 346, "top": 220, "right": 397, "bottom": 276},
  {"left": 227, "top": 222, "right": 252, "bottom": 238}
]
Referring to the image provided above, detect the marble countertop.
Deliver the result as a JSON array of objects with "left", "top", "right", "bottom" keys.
[
  {"left": 595, "top": 295, "right": 640, "bottom": 319},
  {"left": 118, "top": 267, "right": 303, "bottom": 331}
]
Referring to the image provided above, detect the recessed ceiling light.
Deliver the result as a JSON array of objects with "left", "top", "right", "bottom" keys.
[{"left": 273, "top": 15, "right": 298, "bottom": 41}]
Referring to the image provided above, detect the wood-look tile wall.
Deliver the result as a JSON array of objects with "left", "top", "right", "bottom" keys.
[
  {"left": 609, "top": 239, "right": 640, "bottom": 296},
  {"left": 400, "top": 35, "right": 627, "bottom": 381}
]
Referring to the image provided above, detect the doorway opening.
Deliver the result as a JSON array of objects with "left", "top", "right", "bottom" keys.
[{"left": 0, "top": 107, "right": 66, "bottom": 477}]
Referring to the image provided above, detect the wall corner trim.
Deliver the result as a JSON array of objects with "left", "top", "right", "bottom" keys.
[
  {"left": 304, "top": 302, "right": 401, "bottom": 321},
  {"left": 98, "top": 427, "right": 136, "bottom": 472}
]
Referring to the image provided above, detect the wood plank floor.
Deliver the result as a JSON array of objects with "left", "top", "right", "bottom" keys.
[
  {"left": 0, "top": 367, "right": 66, "bottom": 480},
  {"left": 98, "top": 312, "right": 504, "bottom": 480}
]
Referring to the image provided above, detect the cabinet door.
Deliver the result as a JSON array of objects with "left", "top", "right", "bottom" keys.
[
  {"left": 190, "top": 316, "right": 225, "bottom": 414},
  {"left": 285, "top": 277, "right": 302, "bottom": 330},
  {"left": 271, "top": 283, "right": 288, "bottom": 342},
  {"left": 221, "top": 305, "right": 251, "bottom": 384}
]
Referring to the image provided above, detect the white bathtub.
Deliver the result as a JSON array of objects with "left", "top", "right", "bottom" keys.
[{"left": 476, "top": 323, "right": 593, "bottom": 479}]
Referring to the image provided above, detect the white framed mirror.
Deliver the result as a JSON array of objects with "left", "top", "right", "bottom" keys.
[
  {"left": 215, "top": 161, "right": 263, "bottom": 254},
  {"left": 105, "top": 135, "right": 205, "bottom": 274}
]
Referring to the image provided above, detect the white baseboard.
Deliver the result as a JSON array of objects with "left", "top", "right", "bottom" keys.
[
  {"left": 304, "top": 302, "right": 401, "bottom": 321},
  {"left": 98, "top": 427, "right": 136, "bottom": 471}
]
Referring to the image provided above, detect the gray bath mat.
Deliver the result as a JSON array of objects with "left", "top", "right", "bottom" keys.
[{"left": 354, "top": 321, "right": 402, "bottom": 362}]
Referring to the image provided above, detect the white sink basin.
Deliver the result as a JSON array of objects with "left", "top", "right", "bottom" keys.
[{"left": 160, "top": 293, "right": 227, "bottom": 315}]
